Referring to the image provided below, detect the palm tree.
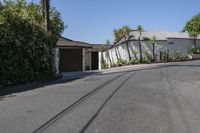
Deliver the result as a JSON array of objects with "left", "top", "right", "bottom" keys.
[
  {"left": 113, "top": 29, "right": 122, "bottom": 60},
  {"left": 136, "top": 25, "right": 143, "bottom": 63},
  {"left": 41, "top": 0, "right": 50, "bottom": 31},
  {"left": 113, "top": 29, "right": 120, "bottom": 43},
  {"left": 150, "top": 36, "right": 156, "bottom": 62},
  {"left": 122, "top": 26, "right": 132, "bottom": 61}
]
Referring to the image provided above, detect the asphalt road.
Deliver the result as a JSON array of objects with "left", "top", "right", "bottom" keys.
[{"left": 1, "top": 60, "right": 200, "bottom": 133}]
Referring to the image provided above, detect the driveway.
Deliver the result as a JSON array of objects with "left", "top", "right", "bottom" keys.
[{"left": 0, "top": 60, "right": 200, "bottom": 133}]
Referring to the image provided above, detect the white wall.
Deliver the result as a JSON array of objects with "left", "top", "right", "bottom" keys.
[{"left": 101, "top": 38, "right": 200, "bottom": 67}]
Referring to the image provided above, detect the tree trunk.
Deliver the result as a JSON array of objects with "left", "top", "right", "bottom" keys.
[
  {"left": 115, "top": 47, "right": 119, "bottom": 60},
  {"left": 139, "top": 37, "right": 142, "bottom": 63},
  {"left": 106, "top": 51, "right": 112, "bottom": 67},
  {"left": 153, "top": 43, "right": 155, "bottom": 62},
  {"left": 42, "top": 0, "right": 50, "bottom": 31},
  {"left": 117, "top": 47, "right": 122, "bottom": 60},
  {"left": 126, "top": 40, "right": 131, "bottom": 61}
]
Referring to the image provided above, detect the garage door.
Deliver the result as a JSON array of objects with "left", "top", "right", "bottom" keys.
[{"left": 59, "top": 49, "right": 82, "bottom": 72}]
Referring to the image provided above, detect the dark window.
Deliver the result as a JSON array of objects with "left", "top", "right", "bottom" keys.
[{"left": 143, "top": 37, "right": 150, "bottom": 41}]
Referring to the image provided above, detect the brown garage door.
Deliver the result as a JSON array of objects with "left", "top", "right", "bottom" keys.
[{"left": 59, "top": 49, "right": 82, "bottom": 72}]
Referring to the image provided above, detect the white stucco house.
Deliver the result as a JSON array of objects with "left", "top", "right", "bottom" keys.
[{"left": 101, "top": 31, "right": 200, "bottom": 68}]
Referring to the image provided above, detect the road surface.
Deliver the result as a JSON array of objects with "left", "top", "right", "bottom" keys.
[{"left": 0, "top": 60, "right": 200, "bottom": 133}]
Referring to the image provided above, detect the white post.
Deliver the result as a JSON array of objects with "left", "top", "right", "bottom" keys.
[
  {"left": 82, "top": 48, "right": 86, "bottom": 71},
  {"left": 99, "top": 52, "right": 102, "bottom": 70},
  {"left": 53, "top": 48, "right": 59, "bottom": 74}
]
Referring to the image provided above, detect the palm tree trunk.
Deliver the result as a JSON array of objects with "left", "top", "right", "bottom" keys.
[
  {"left": 117, "top": 47, "right": 122, "bottom": 60},
  {"left": 126, "top": 40, "right": 131, "bottom": 61},
  {"left": 106, "top": 51, "right": 112, "bottom": 67},
  {"left": 153, "top": 43, "right": 155, "bottom": 62},
  {"left": 139, "top": 37, "right": 142, "bottom": 62},
  {"left": 115, "top": 48, "right": 119, "bottom": 60}
]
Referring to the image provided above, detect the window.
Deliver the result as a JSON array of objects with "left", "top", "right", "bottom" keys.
[
  {"left": 143, "top": 37, "right": 150, "bottom": 41},
  {"left": 168, "top": 42, "right": 174, "bottom": 44}
]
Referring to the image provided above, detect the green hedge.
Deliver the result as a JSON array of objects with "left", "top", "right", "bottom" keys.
[{"left": 0, "top": 13, "right": 58, "bottom": 87}]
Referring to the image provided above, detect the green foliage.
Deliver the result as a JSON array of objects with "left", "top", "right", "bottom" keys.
[
  {"left": 171, "top": 51, "right": 190, "bottom": 61},
  {"left": 136, "top": 25, "right": 143, "bottom": 36},
  {"left": 160, "top": 51, "right": 169, "bottom": 62},
  {"left": 131, "top": 49, "right": 138, "bottom": 61},
  {"left": 143, "top": 50, "right": 153, "bottom": 63},
  {"left": 183, "top": 13, "right": 200, "bottom": 46},
  {"left": 183, "top": 13, "right": 200, "bottom": 35},
  {"left": 0, "top": 0, "right": 64, "bottom": 87},
  {"left": 189, "top": 46, "right": 200, "bottom": 54},
  {"left": 0, "top": 0, "right": 64, "bottom": 36},
  {"left": 113, "top": 25, "right": 132, "bottom": 43},
  {"left": 141, "top": 58, "right": 151, "bottom": 64},
  {"left": 130, "top": 58, "right": 138, "bottom": 65},
  {"left": 117, "top": 59, "right": 128, "bottom": 66},
  {"left": 0, "top": 14, "right": 57, "bottom": 86}
]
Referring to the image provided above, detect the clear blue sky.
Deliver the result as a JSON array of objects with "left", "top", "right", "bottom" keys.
[{"left": 29, "top": 0, "right": 199, "bottom": 44}]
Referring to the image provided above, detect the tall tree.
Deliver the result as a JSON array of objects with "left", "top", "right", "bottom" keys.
[
  {"left": 122, "top": 26, "right": 132, "bottom": 61},
  {"left": 41, "top": 0, "right": 50, "bottom": 31},
  {"left": 150, "top": 36, "right": 157, "bottom": 62},
  {"left": 113, "top": 29, "right": 120, "bottom": 43},
  {"left": 113, "top": 29, "right": 121, "bottom": 60},
  {"left": 136, "top": 25, "right": 143, "bottom": 63},
  {"left": 183, "top": 13, "right": 200, "bottom": 47}
]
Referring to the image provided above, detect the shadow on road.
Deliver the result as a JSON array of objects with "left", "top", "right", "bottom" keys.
[{"left": 0, "top": 63, "right": 200, "bottom": 98}]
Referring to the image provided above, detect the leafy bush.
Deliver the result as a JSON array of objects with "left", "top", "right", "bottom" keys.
[
  {"left": 143, "top": 50, "right": 154, "bottom": 63},
  {"left": 130, "top": 58, "right": 138, "bottom": 64},
  {"left": 171, "top": 51, "right": 190, "bottom": 61},
  {"left": 0, "top": 1, "right": 64, "bottom": 87},
  {"left": 131, "top": 50, "right": 138, "bottom": 61},
  {"left": 117, "top": 59, "right": 128, "bottom": 66},
  {"left": 189, "top": 46, "right": 200, "bottom": 54},
  {"left": 160, "top": 51, "right": 169, "bottom": 62},
  {"left": 0, "top": 14, "right": 58, "bottom": 86},
  {"left": 102, "top": 62, "right": 109, "bottom": 69},
  {"left": 141, "top": 58, "right": 151, "bottom": 64}
]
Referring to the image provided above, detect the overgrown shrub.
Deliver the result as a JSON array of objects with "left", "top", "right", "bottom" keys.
[
  {"left": 0, "top": 13, "right": 58, "bottom": 87},
  {"left": 171, "top": 51, "right": 190, "bottom": 61},
  {"left": 130, "top": 58, "right": 138, "bottom": 64},
  {"left": 131, "top": 50, "right": 138, "bottom": 61},
  {"left": 189, "top": 46, "right": 200, "bottom": 54},
  {"left": 141, "top": 58, "right": 151, "bottom": 64},
  {"left": 143, "top": 50, "right": 153, "bottom": 63},
  {"left": 0, "top": 0, "right": 64, "bottom": 87},
  {"left": 160, "top": 51, "right": 169, "bottom": 62},
  {"left": 117, "top": 59, "right": 128, "bottom": 66}
]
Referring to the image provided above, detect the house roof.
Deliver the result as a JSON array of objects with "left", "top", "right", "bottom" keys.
[
  {"left": 57, "top": 37, "right": 92, "bottom": 48},
  {"left": 116, "top": 31, "right": 200, "bottom": 45}
]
